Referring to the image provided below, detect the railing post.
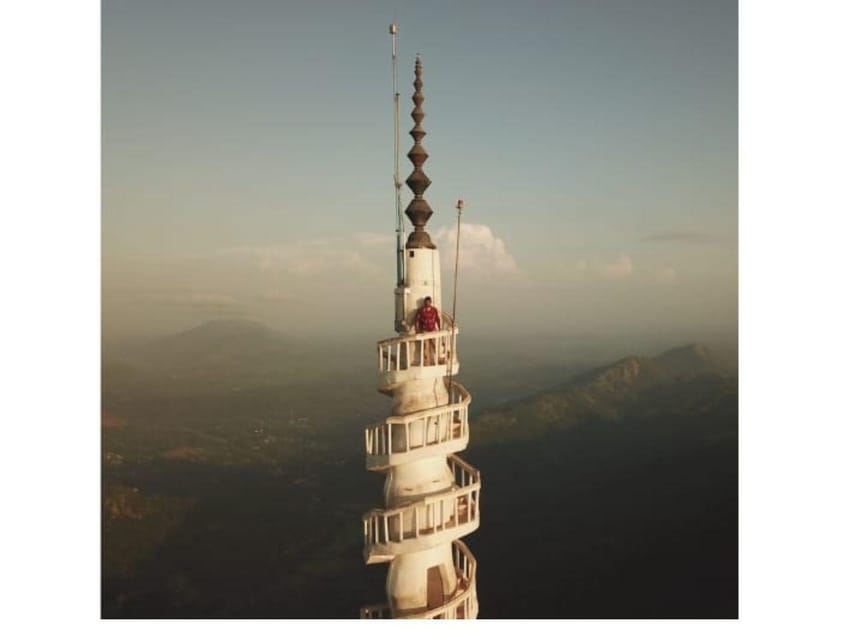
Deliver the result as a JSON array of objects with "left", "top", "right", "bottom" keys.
[{"left": 386, "top": 422, "right": 392, "bottom": 455}]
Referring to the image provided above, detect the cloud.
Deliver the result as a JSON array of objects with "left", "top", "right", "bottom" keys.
[
  {"left": 228, "top": 235, "right": 383, "bottom": 278},
  {"left": 642, "top": 232, "right": 721, "bottom": 244},
  {"left": 353, "top": 231, "right": 394, "bottom": 247},
  {"left": 577, "top": 254, "right": 634, "bottom": 279},
  {"left": 433, "top": 222, "right": 519, "bottom": 275}
]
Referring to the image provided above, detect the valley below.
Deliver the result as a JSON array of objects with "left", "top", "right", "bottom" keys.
[{"left": 102, "top": 320, "right": 737, "bottom": 618}]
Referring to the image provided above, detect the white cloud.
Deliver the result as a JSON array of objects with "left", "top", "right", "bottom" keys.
[
  {"left": 226, "top": 226, "right": 516, "bottom": 283},
  {"left": 228, "top": 235, "right": 383, "bottom": 278},
  {"left": 433, "top": 222, "right": 519, "bottom": 275},
  {"left": 577, "top": 253, "right": 634, "bottom": 279},
  {"left": 353, "top": 231, "right": 394, "bottom": 247}
]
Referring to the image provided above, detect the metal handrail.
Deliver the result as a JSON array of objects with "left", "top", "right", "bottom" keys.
[
  {"left": 363, "top": 456, "right": 481, "bottom": 545},
  {"left": 389, "top": 383, "right": 470, "bottom": 423},
  {"left": 377, "top": 326, "right": 457, "bottom": 350},
  {"left": 365, "top": 383, "right": 471, "bottom": 461},
  {"left": 377, "top": 312, "right": 457, "bottom": 347},
  {"left": 365, "top": 380, "right": 468, "bottom": 439}
]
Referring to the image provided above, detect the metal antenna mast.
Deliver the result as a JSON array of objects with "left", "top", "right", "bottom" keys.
[
  {"left": 447, "top": 198, "right": 463, "bottom": 396},
  {"left": 390, "top": 23, "right": 405, "bottom": 287}
]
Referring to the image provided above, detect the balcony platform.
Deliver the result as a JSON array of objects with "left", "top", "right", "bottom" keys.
[
  {"left": 363, "top": 455, "right": 480, "bottom": 564},
  {"left": 365, "top": 382, "right": 471, "bottom": 470},
  {"left": 377, "top": 324, "right": 460, "bottom": 391}
]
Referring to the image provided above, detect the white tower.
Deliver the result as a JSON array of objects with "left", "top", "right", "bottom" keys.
[{"left": 360, "top": 56, "right": 480, "bottom": 619}]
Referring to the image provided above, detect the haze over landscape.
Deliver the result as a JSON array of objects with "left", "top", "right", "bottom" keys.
[
  {"left": 102, "top": 0, "right": 737, "bottom": 619},
  {"left": 103, "top": 321, "right": 737, "bottom": 618}
]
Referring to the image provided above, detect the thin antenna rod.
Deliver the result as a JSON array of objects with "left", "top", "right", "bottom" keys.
[
  {"left": 447, "top": 199, "right": 463, "bottom": 398},
  {"left": 390, "top": 23, "right": 405, "bottom": 287}
]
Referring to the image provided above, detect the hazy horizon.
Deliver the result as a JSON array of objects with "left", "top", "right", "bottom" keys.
[{"left": 103, "top": 0, "right": 736, "bottom": 344}]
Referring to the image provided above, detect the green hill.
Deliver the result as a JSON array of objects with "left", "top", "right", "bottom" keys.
[
  {"left": 472, "top": 343, "right": 735, "bottom": 445},
  {"left": 466, "top": 343, "right": 738, "bottom": 617},
  {"left": 102, "top": 341, "right": 737, "bottom": 618}
]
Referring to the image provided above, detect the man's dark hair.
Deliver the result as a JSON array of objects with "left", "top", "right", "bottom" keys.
[{"left": 424, "top": 296, "right": 432, "bottom": 302}]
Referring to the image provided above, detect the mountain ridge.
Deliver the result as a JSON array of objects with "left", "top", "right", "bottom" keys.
[{"left": 471, "top": 342, "right": 736, "bottom": 445}]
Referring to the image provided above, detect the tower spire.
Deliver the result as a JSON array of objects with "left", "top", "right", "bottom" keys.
[
  {"left": 361, "top": 44, "right": 480, "bottom": 621},
  {"left": 404, "top": 55, "right": 435, "bottom": 249}
]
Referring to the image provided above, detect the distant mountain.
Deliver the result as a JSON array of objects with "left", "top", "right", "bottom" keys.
[
  {"left": 472, "top": 343, "right": 736, "bottom": 444},
  {"left": 102, "top": 319, "right": 385, "bottom": 426},
  {"left": 114, "top": 319, "right": 298, "bottom": 382},
  {"left": 652, "top": 342, "right": 728, "bottom": 376},
  {"left": 102, "top": 340, "right": 737, "bottom": 618},
  {"left": 143, "top": 318, "right": 286, "bottom": 362},
  {"left": 468, "top": 343, "right": 738, "bottom": 617}
]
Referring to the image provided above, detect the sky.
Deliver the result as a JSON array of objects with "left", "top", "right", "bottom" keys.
[{"left": 102, "top": 0, "right": 737, "bottom": 342}]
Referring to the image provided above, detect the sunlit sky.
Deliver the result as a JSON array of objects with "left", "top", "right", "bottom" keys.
[{"left": 103, "top": 0, "right": 737, "bottom": 340}]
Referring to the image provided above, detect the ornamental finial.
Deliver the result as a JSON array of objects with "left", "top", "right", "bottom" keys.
[{"left": 404, "top": 55, "right": 435, "bottom": 249}]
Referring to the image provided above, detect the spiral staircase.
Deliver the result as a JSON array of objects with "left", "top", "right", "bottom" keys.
[
  {"left": 361, "top": 317, "right": 480, "bottom": 619},
  {"left": 360, "top": 54, "right": 480, "bottom": 620}
]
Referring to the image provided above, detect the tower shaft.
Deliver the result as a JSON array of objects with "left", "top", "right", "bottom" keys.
[{"left": 361, "top": 55, "right": 480, "bottom": 620}]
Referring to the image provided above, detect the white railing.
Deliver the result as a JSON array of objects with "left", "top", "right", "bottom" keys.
[
  {"left": 363, "top": 455, "right": 480, "bottom": 553},
  {"left": 377, "top": 313, "right": 458, "bottom": 374},
  {"left": 359, "top": 540, "right": 478, "bottom": 619},
  {"left": 365, "top": 382, "right": 470, "bottom": 467}
]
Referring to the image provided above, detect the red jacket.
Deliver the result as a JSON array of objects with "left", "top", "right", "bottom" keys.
[{"left": 416, "top": 305, "right": 440, "bottom": 332}]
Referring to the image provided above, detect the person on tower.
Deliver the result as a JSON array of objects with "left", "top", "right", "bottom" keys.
[{"left": 415, "top": 296, "right": 441, "bottom": 365}]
